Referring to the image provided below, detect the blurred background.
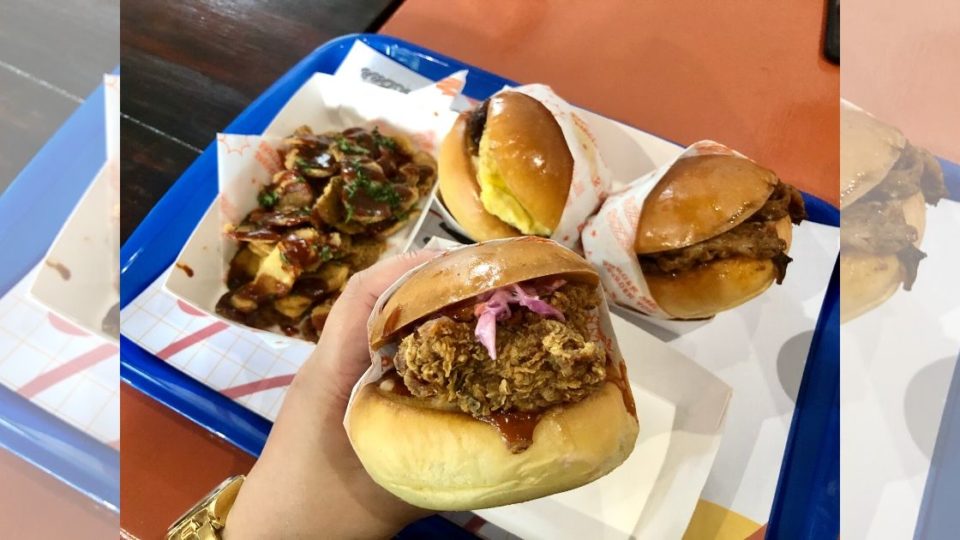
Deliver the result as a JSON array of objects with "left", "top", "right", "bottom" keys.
[
  {"left": 0, "top": 1, "right": 118, "bottom": 537},
  {"left": 841, "top": 0, "right": 960, "bottom": 538}
]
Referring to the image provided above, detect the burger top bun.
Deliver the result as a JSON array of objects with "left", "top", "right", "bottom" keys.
[
  {"left": 348, "top": 381, "right": 638, "bottom": 510},
  {"left": 438, "top": 114, "right": 521, "bottom": 241},
  {"left": 369, "top": 237, "right": 598, "bottom": 349},
  {"left": 633, "top": 155, "right": 779, "bottom": 255},
  {"left": 476, "top": 92, "right": 573, "bottom": 235},
  {"left": 840, "top": 102, "right": 907, "bottom": 209}
]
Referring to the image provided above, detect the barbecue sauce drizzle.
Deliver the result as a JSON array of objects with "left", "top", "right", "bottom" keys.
[
  {"left": 374, "top": 283, "right": 635, "bottom": 454},
  {"left": 376, "top": 357, "right": 635, "bottom": 454}
]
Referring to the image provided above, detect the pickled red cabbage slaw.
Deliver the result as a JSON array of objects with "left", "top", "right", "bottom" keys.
[{"left": 473, "top": 279, "right": 566, "bottom": 359}]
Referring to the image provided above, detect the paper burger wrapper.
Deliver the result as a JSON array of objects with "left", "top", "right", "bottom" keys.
[
  {"left": 441, "top": 85, "right": 611, "bottom": 250},
  {"left": 581, "top": 140, "right": 751, "bottom": 318},
  {"left": 510, "top": 85, "right": 612, "bottom": 250},
  {"left": 343, "top": 237, "right": 628, "bottom": 437}
]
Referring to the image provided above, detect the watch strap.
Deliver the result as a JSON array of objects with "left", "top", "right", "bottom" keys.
[{"left": 166, "top": 475, "right": 245, "bottom": 540}]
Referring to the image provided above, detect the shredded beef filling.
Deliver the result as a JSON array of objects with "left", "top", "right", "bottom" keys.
[
  {"left": 896, "top": 244, "right": 927, "bottom": 291},
  {"left": 394, "top": 283, "right": 606, "bottom": 417},
  {"left": 864, "top": 142, "right": 948, "bottom": 205},
  {"left": 641, "top": 221, "right": 786, "bottom": 273},
  {"left": 841, "top": 197, "right": 929, "bottom": 291},
  {"left": 841, "top": 200, "right": 918, "bottom": 254},
  {"left": 639, "top": 181, "right": 804, "bottom": 283},
  {"left": 749, "top": 180, "right": 808, "bottom": 224}
]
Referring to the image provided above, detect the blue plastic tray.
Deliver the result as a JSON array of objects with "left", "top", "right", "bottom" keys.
[
  {"left": 119, "top": 33, "right": 845, "bottom": 536},
  {"left": 0, "top": 76, "right": 119, "bottom": 512},
  {"left": 915, "top": 156, "right": 960, "bottom": 538}
]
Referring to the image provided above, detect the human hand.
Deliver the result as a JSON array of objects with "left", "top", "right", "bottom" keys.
[{"left": 225, "top": 250, "right": 439, "bottom": 539}]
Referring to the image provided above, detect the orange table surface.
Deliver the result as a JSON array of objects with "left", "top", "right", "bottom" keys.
[{"left": 382, "top": 0, "right": 840, "bottom": 205}]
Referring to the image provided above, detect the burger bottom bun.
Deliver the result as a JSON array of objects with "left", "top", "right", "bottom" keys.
[
  {"left": 838, "top": 192, "right": 926, "bottom": 323},
  {"left": 840, "top": 253, "right": 902, "bottom": 323},
  {"left": 646, "top": 217, "right": 793, "bottom": 319},
  {"left": 347, "top": 382, "right": 639, "bottom": 511}
]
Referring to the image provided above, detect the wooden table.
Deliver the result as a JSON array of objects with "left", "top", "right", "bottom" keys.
[
  {"left": 120, "top": 0, "right": 399, "bottom": 242},
  {"left": 120, "top": 1, "right": 838, "bottom": 538},
  {"left": 0, "top": 0, "right": 118, "bottom": 193},
  {"left": 0, "top": 1, "right": 117, "bottom": 537}
]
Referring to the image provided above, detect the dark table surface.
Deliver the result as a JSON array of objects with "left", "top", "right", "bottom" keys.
[
  {"left": 119, "top": 1, "right": 399, "bottom": 536},
  {"left": 0, "top": 0, "right": 118, "bottom": 194},
  {"left": 120, "top": 0, "right": 400, "bottom": 242}
]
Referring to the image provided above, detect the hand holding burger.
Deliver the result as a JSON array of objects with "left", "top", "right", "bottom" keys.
[
  {"left": 223, "top": 251, "right": 441, "bottom": 539},
  {"left": 348, "top": 237, "right": 639, "bottom": 510}
]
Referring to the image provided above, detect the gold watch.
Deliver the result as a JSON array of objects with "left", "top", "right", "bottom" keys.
[{"left": 166, "top": 475, "right": 245, "bottom": 540}]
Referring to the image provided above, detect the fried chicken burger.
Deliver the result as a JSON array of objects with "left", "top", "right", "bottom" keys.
[
  {"left": 348, "top": 237, "right": 638, "bottom": 510},
  {"left": 840, "top": 103, "right": 947, "bottom": 322}
]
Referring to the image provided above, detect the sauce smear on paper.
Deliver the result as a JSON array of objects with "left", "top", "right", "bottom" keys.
[
  {"left": 45, "top": 259, "right": 71, "bottom": 280},
  {"left": 175, "top": 262, "right": 194, "bottom": 277}
]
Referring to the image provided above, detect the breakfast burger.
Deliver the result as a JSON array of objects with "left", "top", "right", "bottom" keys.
[
  {"left": 840, "top": 103, "right": 947, "bottom": 322},
  {"left": 582, "top": 142, "right": 806, "bottom": 319},
  {"left": 347, "top": 237, "right": 638, "bottom": 510},
  {"left": 438, "top": 86, "right": 608, "bottom": 247}
]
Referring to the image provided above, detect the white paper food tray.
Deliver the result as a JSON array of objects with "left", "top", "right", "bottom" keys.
[{"left": 164, "top": 73, "right": 459, "bottom": 347}]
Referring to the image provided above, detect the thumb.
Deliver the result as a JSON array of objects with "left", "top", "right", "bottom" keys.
[{"left": 300, "top": 249, "right": 442, "bottom": 402}]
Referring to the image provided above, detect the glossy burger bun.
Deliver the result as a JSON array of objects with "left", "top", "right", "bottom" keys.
[
  {"left": 438, "top": 91, "right": 573, "bottom": 240},
  {"left": 644, "top": 217, "right": 793, "bottom": 319},
  {"left": 840, "top": 102, "right": 906, "bottom": 209},
  {"left": 633, "top": 154, "right": 787, "bottom": 319},
  {"left": 348, "top": 382, "right": 638, "bottom": 510},
  {"left": 634, "top": 154, "right": 779, "bottom": 254},
  {"left": 370, "top": 236, "right": 599, "bottom": 349},
  {"left": 355, "top": 237, "right": 638, "bottom": 510},
  {"left": 437, "top": 114, "right": 520, "bottom": 241},
  {"left": 839, "top": 191, "right": 926, "bottom": 323}
]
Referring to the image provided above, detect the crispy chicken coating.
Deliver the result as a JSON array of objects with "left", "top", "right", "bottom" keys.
[{"left": 395, "top": 283, "right": 607, "bottom": 416}]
